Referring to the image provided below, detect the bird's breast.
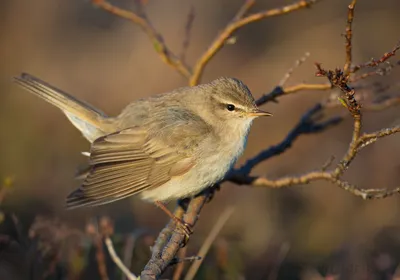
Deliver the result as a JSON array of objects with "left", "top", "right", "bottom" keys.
[{"left": 139, "top": 121, "right": 252, "bottom": 202}]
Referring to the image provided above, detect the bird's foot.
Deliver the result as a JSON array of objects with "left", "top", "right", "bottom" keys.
[{"left": 173, "top": 219, "right": 193, "bottom": 247}]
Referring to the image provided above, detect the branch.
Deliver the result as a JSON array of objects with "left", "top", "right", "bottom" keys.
[
  {"left": 343, "top": 0, "right": 357, "bottom": 75},
  {"left": 95, "top": 236, "right": 109, "bottom": 280},
  {"left": 179, "top": 5, "right": 196, "bottom": 63},
  {"left": 183, "top": 207, "right": 234, "bottom": 280},
  {"left": 256, "top": 52, "right": 332, "bottom": 105},
  {"left": 236, "top": 103, "right": 342, "bottom": 175},
  {"left": 140, "top": 193, "right": 209, "bottom": 280},
  {"left": 105, "top": 237, "right": 138, "bottom": 280},
  {"left": 90, "top": 1, "right": 400, "bottom": 278},
  {"left": 190, "top": 0, "right": 322, "bottom": 86},
  {"left": 91, "top": 0, "right": 191, "bottom": 78},
  {"left": 232, "top": 33, "right": 399, "bottom": 201},
  {"left": 91, "top": 0, "right": 322, "bottom": 86}
]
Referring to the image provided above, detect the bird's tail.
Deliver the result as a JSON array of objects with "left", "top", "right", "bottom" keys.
[{"left": 14, "top": 73, "right": 111, "bottom": 142}]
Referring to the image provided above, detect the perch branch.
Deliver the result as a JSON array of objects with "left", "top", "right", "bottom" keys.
[{"left": 140, "top": 193, "right": 209, "bottom": 280}]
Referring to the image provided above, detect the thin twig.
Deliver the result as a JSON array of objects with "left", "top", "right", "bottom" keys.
[
  {"left": 268, "top": 242, "right": 290, "bottom": 280},
  {"left": 170, "top": 256, "right": 202, "bottom": 266},
  {"left": 105, "top": 237, "right": 138, "bottom": 280},
  {"left": 180, "top": 5, "right": 196, "bottom": 63},
  {"left": 279, "top": 52, "right": 311, "bottom": 86},
  {"left": 91, "top": 0, "right": 191, "bottom": 78},
  {"left": 184, "top": 207, "right": 235, "bottom": 280},
  {"left": 95, "top": 236, "right": 109, "bottom": 280},
  {"left": 172, "top": 246, "right": 188, "bottom": 280},
  {"left": 256, "top": 83, "right": 331, "bottom": 106},
  {"left": 343, "top": 0, "right": 357, "bottom": 76},
  {"left": 351, "top": 43, "right": 400, "bottom": 73}
]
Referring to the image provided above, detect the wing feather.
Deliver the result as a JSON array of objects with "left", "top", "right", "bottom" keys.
[{"left": 66, "top": 108, "right": 211, "bottom": 209}]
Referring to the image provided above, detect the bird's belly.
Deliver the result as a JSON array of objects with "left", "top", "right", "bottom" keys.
[{"left": 140, "top": 135, "right": 248, "bottom": 202}]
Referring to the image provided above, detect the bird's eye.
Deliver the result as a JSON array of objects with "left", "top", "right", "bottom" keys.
[{"left": 226, "top": 104, "right": 235, "bottom": 111}]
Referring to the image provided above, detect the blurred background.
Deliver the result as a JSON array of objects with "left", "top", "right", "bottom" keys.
[{"left": 0, "top": 0, "right": 399, "bottom": 279}]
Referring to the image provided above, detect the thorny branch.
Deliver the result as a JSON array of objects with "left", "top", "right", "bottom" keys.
[{"left": 89, "top": 0, "right": 400, "bottom": 279}]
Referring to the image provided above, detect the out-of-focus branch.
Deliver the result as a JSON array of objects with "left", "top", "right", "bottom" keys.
[
  {"left": 0, "top": 177, "right": 14, "bottom": 205},
  {"left": 91, "top": 0, "right": 322, "bottom": 86},
  {"left": 256, "top": 52, "right": 332, "bottom": 105},
  {"left": 105, "top": 237, "right": 137, "bottom": 280},
  {"left": 184, "top": 207, "right": 235, "bottom": 280},
  {"left": 179, "top": 5, "right": 196, "bottom": 64},
  {"left": 190, "top": 0, "right": 322, "bottom": 86},
  {"left": 279, "top": 52, "right": 311, "bottom": 86},
  {"left": 95, "top": 236, "right": 109, "bottom": 280},
  {"left": 91, "top": 0, "right": 192, "bottom": 78}
]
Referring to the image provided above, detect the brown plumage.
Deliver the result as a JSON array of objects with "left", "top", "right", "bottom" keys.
[{"left": 14, "top": 73, "right": 271, "bottom": 209}]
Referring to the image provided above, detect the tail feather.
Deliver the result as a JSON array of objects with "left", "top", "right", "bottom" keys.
[{"left": 14, "top": 73, "right": 110, "bottom": 142}]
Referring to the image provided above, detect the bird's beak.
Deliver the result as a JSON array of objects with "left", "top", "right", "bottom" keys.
[{"left": 247, "top": 108, "right": 273, "bottom": 117}]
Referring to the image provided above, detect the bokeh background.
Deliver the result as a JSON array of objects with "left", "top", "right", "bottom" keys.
[{"left": 0, "top": 0, "right": 399, "bottom": 279}]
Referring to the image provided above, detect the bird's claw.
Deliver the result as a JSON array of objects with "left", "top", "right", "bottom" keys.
[{"left": 174, "top": 220, "right": 193, "bottom": 247}]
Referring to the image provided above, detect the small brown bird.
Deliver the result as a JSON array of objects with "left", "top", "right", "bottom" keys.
[{"left": 14, "top": 73, "right": 271, "bottom": 230}]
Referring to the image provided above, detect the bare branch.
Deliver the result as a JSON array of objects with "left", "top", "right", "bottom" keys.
[
  {"left": 179, "top": 5, "right": 196, "bottom": 63},
  {"left": 236, "top": 103, "right": 342, "bottom": 175},
  {"left": 184, "top": 207, "right": 235, "bottom": 280},
  {"left": 279, "top": 52, "right": 311, "bottom": 86},
  {"left": 351, "top": 43, "right": 400, "bottom": 73},
  {"left": 343, "top": 0, "right": 357, "bottom": 76},
  {"left": 256, "top": 83, "right": 331, "bottom": 106},
  {"left": 189, "top": 0, "right": 323, "bottom": 86},
  {"left": 91, "top": 0, "right": 192, "bottom": 78},
  {"left": 140, "top": 193, "right": 209, "bottom": 280},
  {"left": 105, "top": 237, "right": 138, "bottom": 280},
  {"left": 233, "top": 171, "right": 400, "bottom": 200},
  {"left": 95, "top": 236, "right": 109, "bottom": 280},
  {"left": 172, "top": 246, "right": 187, "bottom": 280}
]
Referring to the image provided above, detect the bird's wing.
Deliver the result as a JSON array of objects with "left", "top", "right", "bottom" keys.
[{"left": 66, "top": 109, "right": 211, "bottom": 208}]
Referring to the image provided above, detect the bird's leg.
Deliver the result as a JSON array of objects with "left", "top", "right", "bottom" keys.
[{"left": 154, "top": 201, "right": 193, "bottom": 244}]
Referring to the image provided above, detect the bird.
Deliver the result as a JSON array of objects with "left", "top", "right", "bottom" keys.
[{"left": 13, "top": 73, "right": 271, "bottom": 233}]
